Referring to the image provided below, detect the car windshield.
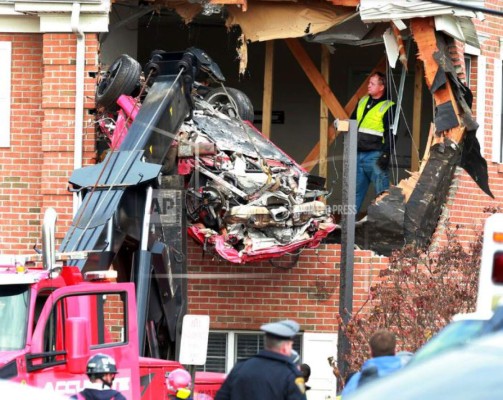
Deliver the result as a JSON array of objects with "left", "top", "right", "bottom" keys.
[
  {"left": 410, "top": 319, "right": 487, "bottom": 365},
  {"left": 0, "top": 285, "right": 30, "bottom": 350}
]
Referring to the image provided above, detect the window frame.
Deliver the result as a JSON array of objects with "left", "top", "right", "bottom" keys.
[
  {"left": 492, "top": 38, "right": 503, "bottom": 163},
  {"left": 0, "top": 41, "right": 11, "bottom": 148},
  {"left": 200, "top": 330, "right": 303, "bottom": 373}
]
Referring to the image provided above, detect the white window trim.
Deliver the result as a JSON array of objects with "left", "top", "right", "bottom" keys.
[
  {"left": 210, "top": 330, "right": 302, "bottom": 373},
  {"left": 492, "top": 39, "right": 503, "bottom": 163},
  {"left": 0, "top": 41, "right": 11, "bottom": 148},
  {"left": 476, "top": 55, "right": 486, "bottom": 157}
]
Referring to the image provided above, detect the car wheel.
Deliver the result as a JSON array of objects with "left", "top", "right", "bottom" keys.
[
  {"left": 96, "top": 54, "right": 141, "bottom": 112},
  {"left": 204, "top": 87, "right": 255, "bottom": 122}
]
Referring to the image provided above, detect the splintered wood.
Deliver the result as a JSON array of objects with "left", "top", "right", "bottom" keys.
[{"left": 410, "top": 17, "right": 466, "bottom": 143}]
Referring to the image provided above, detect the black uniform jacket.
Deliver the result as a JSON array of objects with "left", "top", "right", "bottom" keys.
[{"left": 215, "top": 350, "right": 307, "bottom": 400}]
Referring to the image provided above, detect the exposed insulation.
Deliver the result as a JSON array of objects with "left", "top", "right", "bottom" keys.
[{"left": 225, "top": 1, "right": 353, "bottom": 42}]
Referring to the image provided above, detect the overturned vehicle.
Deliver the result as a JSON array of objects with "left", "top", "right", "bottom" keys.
[{"left": 94, "top": 49, "right": 336, "bottom": 264}]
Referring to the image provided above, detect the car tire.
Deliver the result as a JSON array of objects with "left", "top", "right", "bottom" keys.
[
  {"left": 204, "top": 87, "right": 255, "bottom": 122},
  {"left": 96, "top": 54, "right": 141, "bottom": 112}
]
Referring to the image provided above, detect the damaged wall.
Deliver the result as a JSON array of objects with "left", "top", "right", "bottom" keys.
[{"left": 133, "top": 11, "right": 432, "bottom": 213}]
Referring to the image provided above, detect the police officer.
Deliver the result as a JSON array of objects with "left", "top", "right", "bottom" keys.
[
  {"left": 71, "top": 353, "right": 127, "bottom": 400},
  {"left": 215, "top": 319, "right": 307, "bottom": 400}
]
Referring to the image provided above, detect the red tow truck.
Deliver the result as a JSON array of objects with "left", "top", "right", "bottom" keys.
[
  {"left": 0, "top": 48, "right": 226, "bottom": 398},
  {"left": 0, "top": 209, "right": 223, "bottom": 398}
]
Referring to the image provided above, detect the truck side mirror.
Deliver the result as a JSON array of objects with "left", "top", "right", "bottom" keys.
[{"left": 65, "top": 317, "right": 90, "bottom": 374}]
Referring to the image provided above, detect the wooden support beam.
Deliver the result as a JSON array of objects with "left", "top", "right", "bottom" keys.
[
  {"left": 262, "top": 41, "right": 274, "bottom": 139},
  {"left": 300, "top": 56, "right": 386, "bottom": 171},
  {"left": 285, "top": 38, "right": 348, "bottom": 119},
  {"left": 319, "top": 46, "right": 330, "bottom": 179},
  {"left": 411, "top": 58, "right": 424, "bottom": 171}
]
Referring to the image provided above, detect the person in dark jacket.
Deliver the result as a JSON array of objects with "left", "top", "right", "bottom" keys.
[
  {"left": 71, "top": 353, "right": 127, "bottom": 400},
  {"left": 341, "top": 329, "right": 403, "bottom": 397},
  {"left": 352, "top": 72, "right": 396, "bottom": 214},
  {"left": 300, "top": 363, "right": 311, "bottom": 391},
  {"left": 215, "top": 319, "right": 307, "bottom": 400}
]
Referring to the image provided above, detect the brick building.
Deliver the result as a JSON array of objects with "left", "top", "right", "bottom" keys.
[{"left": 1, "top": 1, "right": 503, "bottom": 398}]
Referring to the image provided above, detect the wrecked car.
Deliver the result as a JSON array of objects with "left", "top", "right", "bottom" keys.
[{"left": 95, "top": 50, "right": 336, "bottom": 264}]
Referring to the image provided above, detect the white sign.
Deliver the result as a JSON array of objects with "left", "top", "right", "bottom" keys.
[{"left": 179, "top": 314, "right": 210, "bottom": 365}]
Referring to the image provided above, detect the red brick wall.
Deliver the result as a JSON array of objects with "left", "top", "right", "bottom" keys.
[
  {"left": 187, "top": 244, "right": 388, "bottom": 332},
  {"left": 0, "top": 33, "right": 98, "bottom": 253},
  {"left": 0, "top": 34, "right": 43, "bottom": 252}
]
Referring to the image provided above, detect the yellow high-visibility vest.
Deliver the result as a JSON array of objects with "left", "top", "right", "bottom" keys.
[{"left": 356, "top": 95, "right": 394, "bottom": 137}]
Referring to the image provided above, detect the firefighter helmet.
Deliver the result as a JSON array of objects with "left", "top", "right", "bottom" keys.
[
  {"left": 86, "top": 353, "right": 118, "bottom": 376},
  {"left": 167, "top": 368, "right": 192, "bottom": 395}
]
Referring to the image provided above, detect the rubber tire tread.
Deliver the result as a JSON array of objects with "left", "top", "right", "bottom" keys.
[
  {"left": 204, "top": 87, "right": 255, "bottom": 122},
  {"left": 96, "top": 54, "right": 141, "bottom": 112}
]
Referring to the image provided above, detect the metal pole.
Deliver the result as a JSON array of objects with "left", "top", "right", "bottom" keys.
[{"left": 336, "top": 119, "right": 357, "bottom": 392}]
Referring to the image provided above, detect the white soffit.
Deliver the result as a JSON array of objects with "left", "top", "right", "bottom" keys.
[
  {"left": 360, "top": 0, "right": 483, "bottom": 23},
  {"left": 383, "top": 27, "right": 399, "bottom": 69},
  {"left": 434, "top": 14, "right": 464, "bottom": 41},
  {"left": 0, "top": 15, "right": 39, "bottom": 31},
  {"left": 458, "top": 17, "right": 480, "bottom": 48},
  {"left": 434, "top": 15, "right": 480, "bottom": 48},
  {"left": 40, "top": 13, "right": 109, "bottom": 32},
  {"left": 13, "top": 0, "right": 110, "bottom": 14}
]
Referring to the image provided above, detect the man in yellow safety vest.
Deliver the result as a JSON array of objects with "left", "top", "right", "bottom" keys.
[{"left": 353, "top": 72, "right": 396, "bottom": 215}]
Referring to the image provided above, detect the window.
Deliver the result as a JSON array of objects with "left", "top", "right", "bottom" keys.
[
  {"left": 464, "top": 55, "right": 471, "bottom": 86},
  {"left": 475, "top": 54, "right": 486, "bottom": 157},
  {"left": 198, "top": 331, "right": 303, "bottom": 373},
  {"left": 0, "top": 285, "right": 30, "bottom": 350},
  {"left": 27, "top": 291, "right": 127, "bottom": 372},
  {"left": 202, "top": 332, "right": 227, "bottom": 372},
  {"left": 0, "top": 41, "right": 11, "bottom": 147}
]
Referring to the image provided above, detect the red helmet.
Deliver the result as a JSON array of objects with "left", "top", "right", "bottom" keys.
[{"left": 167, "top": 368, "right": 192, "bottom": 395}]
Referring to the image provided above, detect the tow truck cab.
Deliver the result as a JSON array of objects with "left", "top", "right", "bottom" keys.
[
  {"left": 476, "top": 213, "right": 503, "bottom": 313},
  {"left": 0, "top": 263, "right": 222, "bottom": 398}
]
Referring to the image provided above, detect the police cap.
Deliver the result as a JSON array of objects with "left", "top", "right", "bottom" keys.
[{"left": 260, "top": 319, "right": 299, "bottom": 340}]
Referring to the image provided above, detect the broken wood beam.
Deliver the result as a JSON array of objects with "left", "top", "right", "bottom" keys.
[
  {"left": 411, "top": 58, "right": 424, "bottom": 171},
  {"left": 410, "top": 18, "right": 466, "bottom": 142},
  {"left": 410, "top": 18, "right": 455, "bottom": 106}
]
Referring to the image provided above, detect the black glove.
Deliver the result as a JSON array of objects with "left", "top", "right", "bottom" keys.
[{"left": 377, "top": 153, "right": 390, "bottom": 171}]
